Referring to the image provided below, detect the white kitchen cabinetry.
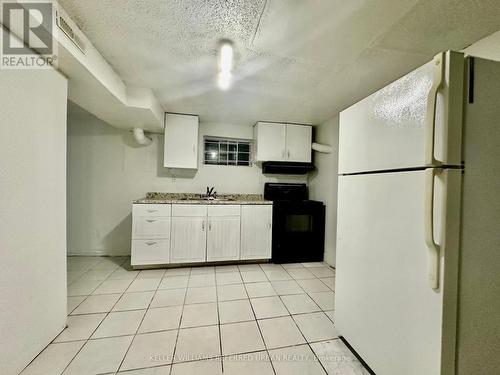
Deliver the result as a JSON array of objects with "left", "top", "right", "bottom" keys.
[
  {"left": 133, "top": 217, "right": 171, "bottom": 239},
  {"left": 132, "top": 239, "right": 170, "bottom": 264},
  {"left": 253, "top": 122, "right": 287, "bottom": 161},
  {"left": 286, "top": 124, "right": 312, "bottom": 162},
  {"left": 131, "top": 203, "right": 272, "bottom": 267},
  {"left": 164, "top": 113, "right": 199, "bottom": 169},
  {"left": 131, "top": 204, "right": 171, "bottom": 266},
  {"left": 207, "top": 206, "right": 241, "bottom": 261},
  {"left": 253, "top": 122, "right": 312, "bottom": 162},
  {"left": 170, "top": 216, "right": 207, "bottom": 263},
  {"left": 240, "top": 205, "right": 273, "bottom": 260}
]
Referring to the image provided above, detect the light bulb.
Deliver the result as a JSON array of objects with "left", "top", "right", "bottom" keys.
[
  {"left": 219, "top": 43, "right": 233, "bottom": 73},
  {"left": 217, "top": 41, "right": 233, "bottom": 90},
  {"left": 217, "top": 71, "right": 232, "bottom": 90}
]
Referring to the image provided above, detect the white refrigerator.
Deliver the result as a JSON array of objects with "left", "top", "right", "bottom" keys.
[{"left": 335, "top": 51, "right": 500, "bottom": 375}]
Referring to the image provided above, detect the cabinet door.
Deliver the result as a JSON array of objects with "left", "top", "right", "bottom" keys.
[
  {"left": 255, "top": 122, "right": 286, "bottom": 161},
  {"left": 164, "top": 113, "right": 199, "bottom": 169},
  {"left": 170, "top": 217, "right": 207, "bottom": 263},
  {"left": 240, "top": 205, "right": 272, "bottom": 260},
  {"left": 206, "top": 217, "right": 241, "bottom": 261},
  {"left": 286, "top": 124, "right": 312, "bottom": 162}
]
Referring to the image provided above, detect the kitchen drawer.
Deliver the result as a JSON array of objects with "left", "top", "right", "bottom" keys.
[
  {"left": 208, "top": 205, "right": 241, "bottom": 217},
  {"left": 172, "top": 204, "right": 207, "bottom": 217},
  {"left": 131, "top": 239, "right": 170, "bottom": 265},
  {"left": 133, "top": 204, "right": 171, "bottom": 217},
  {"left": 133, "top": 216, "right": 171, "bottom": 239}
]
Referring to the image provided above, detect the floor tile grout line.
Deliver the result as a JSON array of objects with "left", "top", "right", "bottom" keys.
[
  {"left": 278, "top": 264, "right": 331, "bottom": 374},
  {"left": 276, "top": 263, "right": 333, "bottom": 374},
  {"left": 113, "top": 338, "right": 348, "bottom": 374},
  {"left": 59, "top": 259, "right": 140, "bottom": 375},
  {"left": 67, "top": 259, "right": 133, "bottom": 311},
  {"left": 244, "top": 265, "right": 278, "bottom": 375},
  {"left": 306, "top": 340, "right": 329, "bottom": 375},
  {"left": 70, "top": 261, "right": 140, "bottom": 372},
  {"left": 276, "top": 293, "right": 310, "bottom": 344},
  {"left": 67, "top": 259, "right": 125, "bottom": 287},
  {"left": 56, "top": 309, "right": 338, "bottom": 347},
  {"left": 113, "top": 271, "right": 180, "bottom": 372},
  {"left": 214, "top": 270, "right": 225, "bottom": 373},
  {"left": 59, "top": 259, "right": 337, "bottom": 374},
  {"left": 167, "top": 267, "right": 191, "bottom": 375},
  {"left": 67, "top": 296, "right": 87, "bottom": 315},
  {"left": 115, "top": 266, "right": 172, "bottom": 373}
]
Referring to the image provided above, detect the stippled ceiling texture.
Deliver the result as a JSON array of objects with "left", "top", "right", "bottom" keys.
[{"left": 59, "top": 0, "right": 500, "bottom": 126}]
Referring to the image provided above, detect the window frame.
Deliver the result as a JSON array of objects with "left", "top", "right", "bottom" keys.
[{"left": 203, "top": 136, "right": 252, "bottom": 167}]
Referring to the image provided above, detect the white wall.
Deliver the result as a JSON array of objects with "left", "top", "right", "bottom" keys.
[
  {"left": 309, "top": 116, "right": 339, "bottom": 267},
  {"left": 463, "top": 29, "right": 500, "bottom": 61},
  {"left": 0, "top": 70, "right": 68, "bottom": 375},
  {"left": 67, "top": 103, "right": 306, "bottom": 255}
]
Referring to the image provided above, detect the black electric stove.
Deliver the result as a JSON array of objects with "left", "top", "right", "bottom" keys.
[{"left": 264, "top": 183, "right": 325, "bottom": 263}]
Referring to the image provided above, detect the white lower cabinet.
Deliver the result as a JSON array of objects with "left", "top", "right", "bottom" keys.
[
  {"left": 241, "top": 205, "right": 273, "bottom": 260},
  {"left": 133, "top": 217, "right": 171, "bottom": 239},
  {"left": 207, "top": 216, "right": 241, "bottom": 261},
  {"left": 132, "top": 239, "right": 170, "bottom": 265},
  {"left": 170, "top": 216, "right": 207, "bottom": 263},
  {"left": 131, "top": 203, "right": 272, "bottom": 266},
  {"left": 131, "top": 204, "right": 171, "bottom": 266}
]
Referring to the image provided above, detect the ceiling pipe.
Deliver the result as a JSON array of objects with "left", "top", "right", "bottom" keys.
[
  {"left": 133, "top": 128, "right": 153, "bottom": 146},
  {"left": 312, "top": 142, "right": 333, "bottom": 154}
]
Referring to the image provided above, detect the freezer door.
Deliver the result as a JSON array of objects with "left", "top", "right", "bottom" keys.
[
  {"left": 338, "top": 51, "right": 464, "bottom": 174},
  {"left": 335, "top": 169, "right": 461, "bottom": 375}
]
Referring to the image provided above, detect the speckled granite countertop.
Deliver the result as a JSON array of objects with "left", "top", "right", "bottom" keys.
[{"left": 133, "top": 192, "right": 272, "bottom": 205}]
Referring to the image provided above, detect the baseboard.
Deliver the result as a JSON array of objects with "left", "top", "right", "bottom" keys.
[{"left": 67, "top": 249, "right": 130, "bottom": 257}]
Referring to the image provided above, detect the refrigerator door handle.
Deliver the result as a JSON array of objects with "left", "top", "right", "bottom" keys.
[
  {"left": 425, "top": 52, "right": 445, "bottom": 167},
  {"left": 425, "top": 168, "right": 441, "bottom": 289}
]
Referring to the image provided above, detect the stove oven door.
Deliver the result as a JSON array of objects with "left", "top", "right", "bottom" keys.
[{"left": 271, "top": 202, "right": 325, "bottom": 263}]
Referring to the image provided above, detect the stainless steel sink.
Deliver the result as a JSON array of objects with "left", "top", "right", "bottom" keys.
[{"left": 177, "top": 196, "right": 236, "bottom": 202}]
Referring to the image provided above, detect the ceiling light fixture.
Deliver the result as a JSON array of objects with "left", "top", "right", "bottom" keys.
[{"left": 217, "top": 40, "right": 233, "bottom": 90}]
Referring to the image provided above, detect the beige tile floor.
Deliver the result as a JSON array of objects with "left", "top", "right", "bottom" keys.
[{"left": 21, "top": 257, "right": 370, "bottom": 375}]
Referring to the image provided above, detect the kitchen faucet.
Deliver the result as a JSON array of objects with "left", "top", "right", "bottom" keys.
[{"left": 205, "top": 186, "right": 217, "bottom": 199}]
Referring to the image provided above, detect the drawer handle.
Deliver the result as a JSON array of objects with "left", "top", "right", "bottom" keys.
[
  {"left": 147, "top": 209, "right": 158, "bottom": 213},
  {"left": 146, "top": 241, "right": 157, "bottom": 246},
  {"left": 146, "top": 219, "right": 157, "bottom": 223}
]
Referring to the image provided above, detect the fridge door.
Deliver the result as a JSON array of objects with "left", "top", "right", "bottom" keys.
[
  {"left": 335, "top": 169, "right": 461, "bottom": 375},
  {"left": 338, "top": 51, "right": 464, "bottom": 174}
]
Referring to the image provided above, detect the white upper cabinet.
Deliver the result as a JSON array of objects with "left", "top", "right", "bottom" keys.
[
  {"left": 164, "top": 113, "right": 199, "bottom": 169},
  {"left": 254, "top": 122, "right": 312, "bottom": 162},
  {"left": 240, "top": 205, "right": 272, "bottom": 260},
  {"left": 254, "top": 122, "right": 287, "bottom": 161},
  {"left": 286, "top": 124, "right": 312, "bottom": 162}
]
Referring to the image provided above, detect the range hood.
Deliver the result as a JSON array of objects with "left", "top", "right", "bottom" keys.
[{"left": 262, "top": 161, "right": 315, "bottom": 175}]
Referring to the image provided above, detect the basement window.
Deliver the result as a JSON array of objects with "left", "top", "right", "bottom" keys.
[{"left": 204, "top": 137, "right": 252, "bottom": 166}]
